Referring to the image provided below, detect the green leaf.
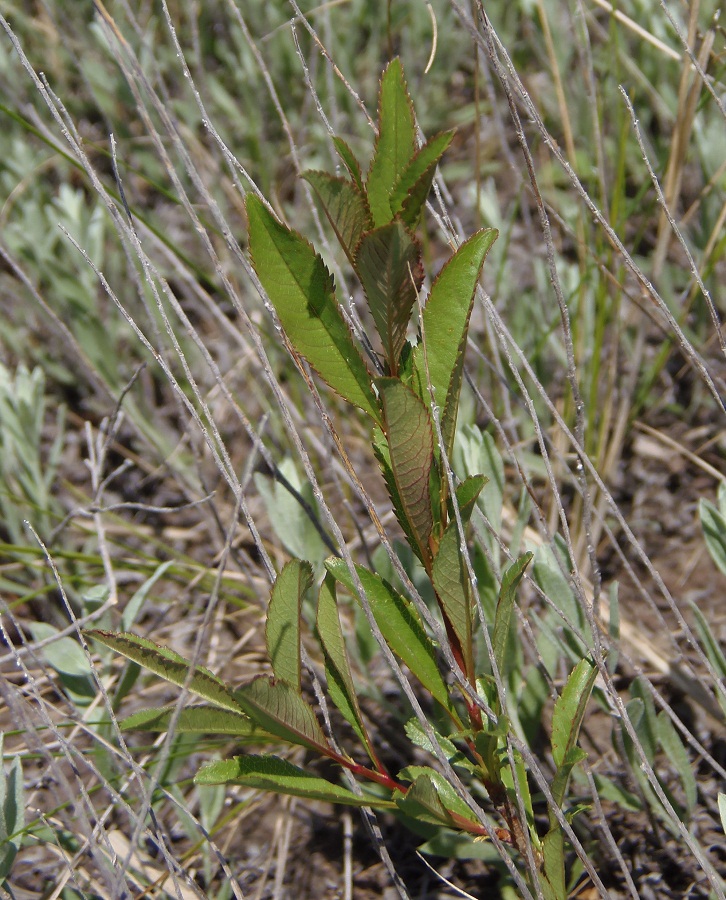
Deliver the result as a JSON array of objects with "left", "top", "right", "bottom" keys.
[
  {"left": 0, "top": 743, "right": 24, "bottom": 883},
  {"left": 718, "top": 792, "right": 726, "bottom": 836},
  {"left": 391, "top": 130, "right": 455, "bottom": 227},
  {"left": 532, "top": 540, "right": 590, "bottom": 643},
  {"left": 404, "top": 719, "right": 477, "bottom": 773},
  {"left": 85, "top": 630, "right": 242, "bottom": 712},
  {"left": 246, "top": 194, "right": 379, "bottom": 423},
  {"left": 367, "top": 58, "right": 416, "bottom": 226},
  {"left": 377, "top": 378, "right": 435, "bottom": 561},
  {"left": 395, "top": 770, "right": 480, "bottom": 831},
  {"left": 316, "top": 574, "right": 375, "bottom": 758},
  {"left": 233, "top": 676, "right": 330, "bottom": 754},
  {"left": 120, "top": 705, "right": 276, "bottom": 741},
  {"left": 332, "top": 136, "right": 365, "bottom": 192},
  {"left": 551, "top": 656, "right": 597, "bottom": 769},
  {"left": 303, "top": 170, "right": 372, "bottom": 265},
  {"left": 373, "top": 427, "right": 421, "bottom": 559},
  {"left": 30, "top": 623, "right": 92, "bottom": 678},
  {"left": 540, "top": 827, "right": 566, "bottom": 900},
  {"left": 266, "top": 559, "right": 313, "bottom": 691},
  {"left": 549, "top": 746, "right": 587, "bottom": 809},
  {"left": 355, "top": 221, "right": 423, "bottom": 372},
  {"left": 415, "top": 229, "right": 497, "bottom": 458},
  {"left": 122, "top": 560, "right": 174, "bottom": 632},
  {"left": 492, "top": 553, "right": 532, "bottom": 681},
  {"left": 432, "top": 519, "right": 473, "bottom": 677},
  {"left": 195, "top": 755, "right": 395, "bottom": 808},
  {"left": 656, "top": 712, "right": 697, "bottom": 815},
  {"left": 325, "top": 558, "right": 452, "bottom": 712},
  {"left": 254, "top": 457, "right": 329, "bottom": 569},
  {"left": 700, "top": 497, "right": 726, "bottom": 576},
  {"left": 453, "top": 474, "right": 488, "bottom": 526}
]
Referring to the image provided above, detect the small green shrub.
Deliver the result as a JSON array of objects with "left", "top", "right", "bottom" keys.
[{"left": 89, "top": 60, "right": 600, "bottom": 900}]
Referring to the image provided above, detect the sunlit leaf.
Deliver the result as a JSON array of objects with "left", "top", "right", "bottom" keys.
[
  {"left": 233, "top": 676, "right": 330, "bottom": 754},
  {"left": 86, "top": 630, "right": 242, "bottom": 712},
  {"left": 266, "top": 559, "right": 313, "bottom": 691},
  {"left": 195, "top": 755, "right": 395, "bottom": 808},
  {"left": 316, "top": 574, "right": 375, "bottom": 759},
  {"left": 120, "top": 704, "right": 276, "bottom": 741},
  {"left": 492, "top": 553, "right": 532, "bottom": 681},
  {"left": 247, "top": 194, "right": 379, "bottom": 423},
  {"left": 657, "top": 711, "right": 697, "bottom": 815},
  {"left": 333, "top": 135, "right": 365, "bottom": 192},
  {"left": 415, "top": 229, "right": 497, "bottom": 457},
  {"left": 367, "top": 58, "right": 416, "bottom": 226},
  {"left": 377, "top": 377, "right": 435, "bottom": 561},
  {"left": 391, "top": 130, "right": 455, "bottom": 227},
  {"left": 395, "top": 769, "right": 480, "bottom": 831},
  {"left": 303, "top": 170, "right": 372, "bottom": 265},
  {"left": 432, "top": 520, "right": 473, "bottom": 678},
  {"left": 551, "top": 656, "right": 597, "bottom": 769},
  {"left": 356, "top": 221, "right": 422, "bottom": 372},
  {"left": 325, "top": 558, "right": 452, "bottom": 712}
]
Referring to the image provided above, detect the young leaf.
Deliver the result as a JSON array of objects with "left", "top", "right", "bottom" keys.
[
  {"left": 246, "top": 194, "right": 379, "bottom": 423},
  {"left": 551, "top": 656, "right": 598, "bottom": 769},
  {"left": 415, "top": 229, "right": 497, "bottom": 457},
  {"left": 377, "top": 377, "right": 435, "bottom": 561},
  {"left": 356, "top": 221, "right": 423, "bottom": 372},
  {"left": 325, "top": 558, "right": 453, "bottom": 713},
  {"left": 367, "top": 58, "right": 416, "bottom": 227},
  {"left": 266, "top": 559, "right": 313, "bottom": 691},
  {"left": 195, "top": 755, "right": 396, "bottom": 809},
  {"left": 391, "top": 130, "right": 455, "bottom": 227},
  {"left": 85, "top": 630, "right": 242, "bottom": 712},
  {"left": 451, "top": 474, "right": 488, "bottom": 527},
  {"left": 120, "top": 705, "right": 277, "bottom": 741},
  {"left": 316, "top": 574, "right": 376, "bottom": 760},
  {"left": 233, "top": 675, "right": 330, "bottom": 754},
  {"left": 302, "top": 171, "right": 372, "bottom": 265},
  {"left": 333, "top": 135, "right": 365, "bottom": 192},
  {"left": 491, "top": 553, "right": 533, "bottom": 682}
]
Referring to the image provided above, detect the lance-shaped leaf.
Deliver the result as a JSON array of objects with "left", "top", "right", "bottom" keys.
[
  {"left": 325, "top": 558, "right": 452, "bottom": 713},
  {"left": 246, "top": 195, "right": 379, "bottom": 423},
  {"left": 195, "top": 755, "right": 396, "bottom": 809},
  {"left": 316, "top": 574, "right": 375, "bottom": 760},
  {"left": 391, "top": 130, "right": 455, "bottom": 228},
  {"left": 373, "top": 427, "right": 421, "bottom": 560},
  {"left": 491, "top": 553, "right": 533, "bottom": 682},
  {"left": 303, "top": 171, "right": 372, "bottom": 265},
  {"left": 356, "top": 222, "right": 423, "bottom": 372},
  {"left": 333, "top": 135, "right": 365, "bottom": 192},
  {"left": 85, "top": 630, "right": 242, "bottom": 712},
  {"left": 431, "top": 476, "right": 487, "bottom": 654},
  {"left": 415, "top": 229, "right": 498, "bottom": 457},
  {"left": 233, "top": 675, "right": 330, "bottom": 755},
  {"left": 394, "top": 769, "right": 481, "bottom": 832},
  {"left": 367, "top": 58, "right": 416, "bottom": 227},
  {"left": 377, "top": 377, "right": 435, "bottom": 562},
  {"left": 121, "top": 705, "right": 277, "bottom": 741},
  {"left": 551, "top": 655, "right": 597, "bottom": 769},
  {"left": 266, "top": 559, "right": 313, "bottom": 691}
]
